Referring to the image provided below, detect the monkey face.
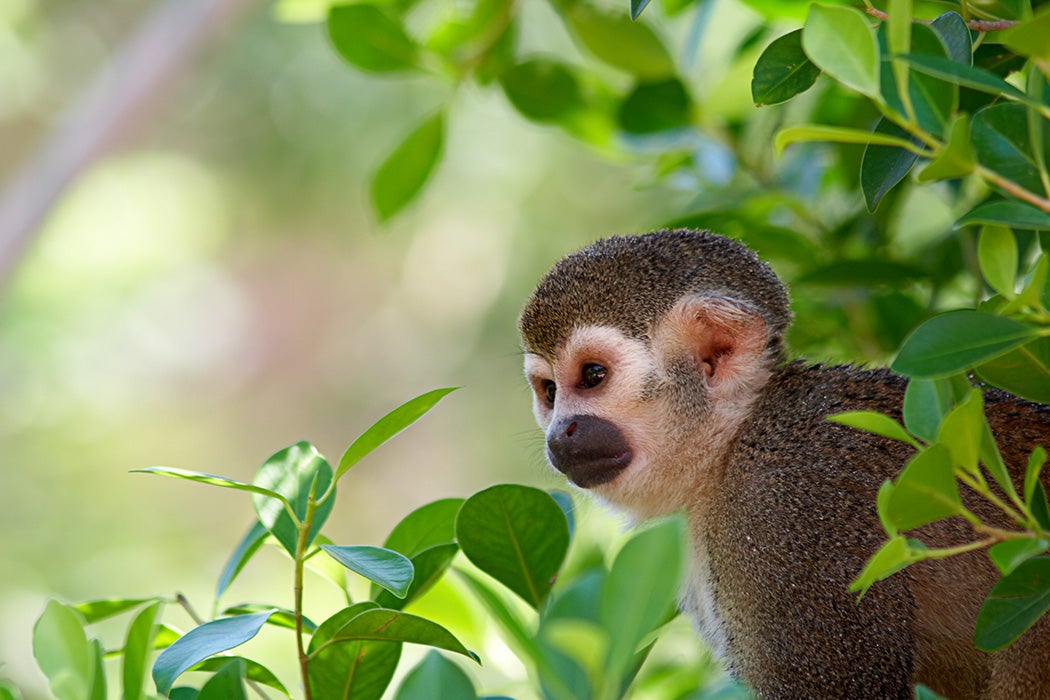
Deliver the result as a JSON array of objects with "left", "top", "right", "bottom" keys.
[{"left": 522, "top": 296, "right": 775, "bottom": 519}]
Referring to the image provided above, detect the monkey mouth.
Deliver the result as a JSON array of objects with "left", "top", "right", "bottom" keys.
[{"left": 548, "top": 450, "right": 632, "bottom": 488}]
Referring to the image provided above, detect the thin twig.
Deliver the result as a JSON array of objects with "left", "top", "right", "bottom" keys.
[{"left": 865, "top": 7, "right": 1019, "bottom": 31}]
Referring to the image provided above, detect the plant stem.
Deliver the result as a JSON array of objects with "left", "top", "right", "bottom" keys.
[
  {"left": 295, "top": 494, "right": 319, "bottom": 700},
  {"left": 863, "top": 6, "right": 1019, "bottom": 30}
]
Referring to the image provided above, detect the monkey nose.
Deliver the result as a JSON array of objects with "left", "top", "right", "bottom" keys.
[{"left": 547, "top": 414, "right": 632, "bottom": 488}]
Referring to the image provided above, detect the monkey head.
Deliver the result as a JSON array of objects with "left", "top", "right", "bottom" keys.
[{"left": 518, "top": 229, "right": 792, "bottom": 517}]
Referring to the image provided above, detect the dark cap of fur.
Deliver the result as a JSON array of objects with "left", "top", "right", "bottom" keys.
[{"left": 519, "top": 229, "right": 792, "bottom": 357}]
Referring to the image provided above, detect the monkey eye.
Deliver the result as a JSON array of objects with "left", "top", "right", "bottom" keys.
[
  {"left": 581, "top": 363, "right": 607, "bottom": 388},
  {"left": 543, "top": 380, "right": 557, "bottom": 406}
]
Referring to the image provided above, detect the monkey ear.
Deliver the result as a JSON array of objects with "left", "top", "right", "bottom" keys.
[{"left": 663, "top": 295, "right": 770, "bottom": 391}]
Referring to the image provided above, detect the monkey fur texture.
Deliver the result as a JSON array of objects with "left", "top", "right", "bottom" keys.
[{"left": 518, "top": 229, "right": 1050, "bottom": 699}]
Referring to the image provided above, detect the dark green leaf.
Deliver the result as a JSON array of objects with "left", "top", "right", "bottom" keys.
[
  {"left": 337, "top": 387, "right": 458, "bottom": 479},
  {"left": 454, "top": 570, "right": 540, "bottom": 665},
  {"left": 216, "top": 521, "right": 268, "bottom": 601},
  {"left": 371, "top": 113, "right": 446, "bottom": 222},
  {"left": 885, "top": 444, "right": 962, "bottom": 532},
  {"left": 915, "top": 683, "right": 949, "bottom": 700},
  {"left": 990, "top": 538, "right": 1050, "bottom": 575},
  {"left": 33, "top": 601, "right": 95, "bottom": 700},
  {"left": 456, "top": 484, "right": 570, "bottom": 609},
  {"left": 928, "top": 12, "right": 971, "bottom": 65},
  {"left": 1033, "top": 482, "right": 1050, "bottom": 532},
  {"left": 601, "top": 517, "right": 685, "bottom": 676},
  {"left": 394, "top": 650, "right": 476, "bottom": 700},
  {"left": 131, "top": 468, "right": 288, "bottom": 506},
  {"left": 900, "top": 54, "right": 1028, "bottom": 101},
  {"left": 892, "top": 310, "right": 1040, "bottom": 378},
  {"left": 903, "top": 378, "right": 955, "bottom": 443},
  {"left": 618, "top": 78, "right": 692, "bottom": 135},
  {"left": 310, "top": 609, "right": 477, "bottom": 662},
  {"left": 976, "top": 337, "right": 1050, "bottom": 404},
  {"left": 629, "top": 0, "right": 652, "bottom": 20},
  {"left": 957, "top": 200, "right": 1050, "bottom": 231},
  {"left": 375, "top": 543, "right": 458, "bottom": 610},
  {"left": 975, "top": 557, "right": 1050, "bottom": 651},
  {"left": 861, "top": 118, "right": 921, "bottom": 212},
  {"left": 801, "top": 4, "right": 880, "bottom": 99},
  {"left": 197, "top": 659, "right": 246, "bottom": 700},
  {"left": 568, "top": 4, "right": 674, "bottom": 79},
  {"left": 798, "top": 260, "right": 928, "bottom": 286},
  {"left": 190, "top": 657, "right": 289, "bottom": 696},
  {"left": 308, "top": 604, "right": 401, "bottom": 700},
  {"left": 123, "top": 601, "right": 162, "bottom": 700},
  {"left": 751, "top": 29, "right": 821, "bottom": 106},
  {"left": 322, "top": 545, "right": 414, "bottom": 598},
  {"left": 499, "top": 60, "right": 583, "bottom": 123},
  {"left": 880, "top": 23, "right": 956, "bottom": 136},
  {"left": 972, "top": 103, "right": 1047, "bottom": 194},
  {"left": 152, "top": 609, "right": 276, "bottom": 694},
  {"left": 327, "top": 4, "right": 419, "bottom": 72}
]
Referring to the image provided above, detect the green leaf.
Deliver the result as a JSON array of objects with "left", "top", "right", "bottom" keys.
[
  {"left": 336, "top": 387, "right": 458, "bottom": 480},
  {"left": 601, "top": 517, "right": 685, "bottom": 677},
  {"left": 308, "top": 604, "right": 401, "bottom": 700},
  {"left": 978, "top": 226, "right": 1017, "bottom": 297},
  {"left": 220, "top": 604, "right": 315, "bottom": 632},
  {"left": 936, "top": 389, "right": 983, "bottom": 474},
  {"left": 456, "top": 484, "right": 570, "bottom": 609},
  {"left": 850, "top": 536, "right": 927, "bottom": 597},
  {"left": 828, "top": 411, "right": 921, "bottom": 448},
  {"left": 629, "top": 0, "right": 652, "bottom": 21},
  {"left": 801, "top": 4, "right": 880, "bottom": 100},
  {"left": 131, "top": 468, "right": 289, "bottom": 507},
  {"left": 957, "top": 201, "right": 1050, "bottom": 231},
  {"left": 903, "top": 378, "right": 954, "bottom": 443},
  {"left": 454, "top": 569, "right": 541, "bottom": 665},
  {"left": 190, "top": 657, "right": 290, "bottom": 696},
  {"left": 918, "top": 114, "right": 976, "bottom": 182},
  {"left": 375, "top": 543, "right": 459, "bottom": 610},
  {"left": 89, "top": 639, "right": 105, "bottom": 700},
  {"left": 1026, "top": 447, "right": 1047, "bottom": 507},
  {"left": 33, "top": 601, "right": 95, "bottom": 700},
  {"left": 928, "top": 12, "right": 971, "bottom": 66},
  {"left": 860, "top": 118, "right": 921, "bottom": 212},
  {"left": 499, "top": 60, "right": 583, "bottom": 124},
  {"left": 751, "top": 29, "right": 821, "bottom": 106},
  {"left": 892, "top": 310, "right": 1040, "bottom": 378},
  {"left": 990, "top": 538, "right": 1050, "bottom": 575},
  {"left": 899, "top": 53, "right": 1029, "bottom": 102},
  {"left": 877, "top": 480, "right": 898, "bottom": 536},
  {"left": 975, "top": 556, "right": 1050, "bottom": 651},
  {"left": 322, "top": 545, "right": 414, "bottom": 598},
  {"left": 310, "top": 608, "right": 478, "bottom": 662},
  {"left": 383, "top": 498, "right": 463, "bottom": 557},
  {"left": 914, "top": 683, "right": 949, "bottom": 700},
  {"left": 976, "top": 338, "right": 1050, "bottom": 404},
  {"left": 1032, "top": 482, "right": 1050, "bottom": 532},
  {"left": 972, "top": 103, "right": 1047, "bottom": 194},
  {"left": 548, "top": 490, "right": 575, "bottom": 540},
  {"left": 979, "top": 418, "right": 1018, "bottom": 510},
  {"left": 775, "top": 125, "right": 922, "bottom": 158},
  {"left": 567, "top": 4, "right": 675, "bottom": 79},
  {"left": 879, "top": 23, "right": 957, "bottom": 137},
  {"left": 252, "top": 441, "right": 334, "bottom": 557},
  {"left": 371, "top": 112, "right": 445, "bottom": 222},
  {"left": 327, "top": 4, "right": 419, "bottom": 72},
  {"left": 797, "top": 260, "right": 928, "bottom": 286},
  {"left": 216, "top": 521, "right": 269, "bottom": 601},
  {"left": 197, "top": 658, "right": 245, "bottom": 700},
  {"left": 152, "top": 609, "right": 276, "bottom": 694},
  {"left": 1002, "top": 8, "right": 1050, "bottom": 64},
  {"left": 0, "top": 682, "right": 23, "bottom": 700},
  {"left": 394, "top": 650, "right": 476, "bottom": 700},
  {"left": 123, "top": 601, "right": 162, "bottom": 700},
  {"left": 885, "top": 444, "right": 962, "bottom": 532},
  {"left": 72, "top": 598, "right": 157, "bottom": 624},
  {"left": 617, "top": 78, "right": 693, "bottom": 135}
]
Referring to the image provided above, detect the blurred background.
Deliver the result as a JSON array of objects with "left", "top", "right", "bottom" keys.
[{"left": 0, "top": 0, "right": 955, "bottom": 695}]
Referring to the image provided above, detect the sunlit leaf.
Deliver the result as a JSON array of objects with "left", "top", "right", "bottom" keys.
[
  {"left": 918, "top": 114, "right": 976, "bottom": 182},
  {"left": 371, "top": 113, "right": 446, "bottom": 222},
  {"left": 252, "top": 442, "right": 334, "bottom": 557},
  {"left": 802, "top": 4, "right": 880, "bottom": 100},
  {"left": 885, "top": 444, "right": 962, "bottom": 532},
  {"left": 394, "top": 650, "right": 476, "bottom": 700},
  {"left": 123, "top": 601, "right": 162, "bottom": 700},
  {"left": 936, "top": 389, "right": 983, "bottom": 474},
  {"left": 1002, "top": 8, "right": 1050, "bottom": 63},
  {"left": 850, "top": 536, "right": 927, "bottom": 597},
  {"left": 71, "top": 598, "right": 157, "bottom": 624},
  {"left": 1026, "top": 447, "right": 1047, "bottom": 507},
  {"left": 375, "top": 543, "right": 458, "bottom": 610},
  {"left": 33, "top": 601, "right": 95, "bottom": 700},
  {"left": 989, "top": 538, "right": 1050, "bottom": 576},
  {"left": 892, "top": 310, "right": 1040, "bottom": 378},
  {"left": 308, "top": 604, "right": 401, "bottom": 700},
  {"left": 220, "top": 604, "right": 315, "bottom": 632},
  {"left": 828, "top": 411, "right": 920, "bottom": 448},
  {"left": 456, "top": 485, "right": 570, "bottom": 609},
  {"left": 568, "top": 4, "right": 674, "bottom": 79},
  {"left": 976, "top": 338, "right": 1050, "bottom": 404},
  {"left": 327, "top": 4, "right": 419, "bottom": 72},
  {"left": 216, "top": 521, "right": 269, "bottom": 601},
  {"left": 131, "top": 468, "right": 288, "bottom": 507},
  {"left": 975, "top": 557, "right": 1050, "bottom": 651},
  {"left": 775, "top": 125, "right": 922, "bottom": 157},
  {"left": 152, "top": 610, "right": 276, "bottom": 694},
  {"left": 336, "top": 387, "right": 458, "bottom": 479},
  {"left": 310, "top": 608, "right": 478, "bottom": 661},
  {"left": 197, "top": 658, "right": 245, "bottom": 700}
]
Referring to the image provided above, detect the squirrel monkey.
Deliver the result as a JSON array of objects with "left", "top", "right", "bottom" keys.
[{"left": 518, "top": 229, "right": 1050, "bottom": 699}]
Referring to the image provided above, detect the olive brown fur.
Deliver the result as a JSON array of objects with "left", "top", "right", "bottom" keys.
[{"left": 519, "top": 228, "right": 1050, "bottom": 699}]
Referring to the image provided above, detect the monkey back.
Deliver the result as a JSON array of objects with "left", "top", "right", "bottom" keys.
[{"left": 518, "top": 229, "right": 792, "bottom": 357}]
